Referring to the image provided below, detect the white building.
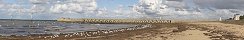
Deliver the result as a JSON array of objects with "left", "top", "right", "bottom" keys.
[
  {"left": 219, "top": 17, "right": 222, "bottom": 21},
  {"left": 233, "top": 14, "right": 241, "bottom": 20}
]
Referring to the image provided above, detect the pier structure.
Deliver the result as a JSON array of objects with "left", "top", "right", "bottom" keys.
[{"left": 57, "top": 18, "right": 172, "bottom": 24}]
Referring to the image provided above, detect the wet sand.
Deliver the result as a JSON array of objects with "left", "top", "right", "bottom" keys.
[{"left": 1, "top": 22, "right": 244, "bottom": 40}]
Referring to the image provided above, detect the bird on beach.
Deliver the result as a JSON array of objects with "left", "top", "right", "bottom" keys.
[
  {"left": 109, "top": 31, "right": 114, "bottom": 33},
  {"left": 38, "top": 36, "right": 42, "bottom": 38},
  {"left": 87, "top": 34, "right": 91, "bottom": 36},
  {"left": 54, "top": 35, "right": 59, "bottom": 37},
  {"left": 103, "top": 31, "right": 109, "bottom": 34},
  {"left": 50, "top": 36, "right": 54, "bottom": 38},
  {"left": 69, "top": 35, "right": 73, "bottom": 37},
  {"left": 64, "top": 35, "right": 68, "bottom": 37},
  {"left": 92, "top": 32, "right": 97, "bottom": 34},
  {"left": 44, "top": 37, "right": 47, "bottom": 38}
]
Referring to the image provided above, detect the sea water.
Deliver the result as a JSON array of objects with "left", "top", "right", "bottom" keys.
[{"left": 0, "top": 20, "right": 138, "bottom": 36}]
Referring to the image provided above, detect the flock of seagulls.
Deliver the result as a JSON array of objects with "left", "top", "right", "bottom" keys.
[
  {"left": 40, "top": 24, "right": 152, "bottom": 39},
  {"left": 0, "top": 20, "right": 154, "bottom": 39}
]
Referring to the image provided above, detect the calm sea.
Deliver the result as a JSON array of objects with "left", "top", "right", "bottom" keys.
[{"left": 0, "top": 20, "right": 139, "bottom": 36}]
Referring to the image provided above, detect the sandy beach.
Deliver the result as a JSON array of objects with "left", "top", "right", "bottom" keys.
[
  {"left": 86, "top": 22, "right": 244, "bottom": 40},
  {"left": 1, "top": 21, "right": 244, "bottom": 40}
]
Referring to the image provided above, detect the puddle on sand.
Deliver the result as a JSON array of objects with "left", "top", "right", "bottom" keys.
[{"left": 168, "top": 30, "right": 211, "bottom": 40}]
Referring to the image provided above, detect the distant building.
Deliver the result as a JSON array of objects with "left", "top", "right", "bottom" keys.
[
  {"left": 233, "top": 14, "right": 241, "bottom": 20},
  {"left": 219, "top": 17, "right": 222, "bottom": 21}
]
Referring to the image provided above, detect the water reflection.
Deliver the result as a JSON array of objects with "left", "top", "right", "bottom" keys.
[{"left": 0, "top": 20, "right": 138, "bottom": 36}]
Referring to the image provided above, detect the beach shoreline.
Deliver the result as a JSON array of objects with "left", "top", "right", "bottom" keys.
[{"left": 1, "top": 22, "right": 244, "bottom": 40}]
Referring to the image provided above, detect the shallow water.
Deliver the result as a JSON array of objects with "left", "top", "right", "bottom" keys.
[{"left": 0, "top": 20, "right": 139, "bottom": 36}]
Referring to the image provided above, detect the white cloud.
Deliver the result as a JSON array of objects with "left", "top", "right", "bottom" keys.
[
  {"left": 29, "top": 0, "right": 49, "bottom": 4},
  {"left": 50, "top": 0, "right": 97, "bottom": 14},
  {"left": 1, "top": 0, "right": 244, "bottom": 20},
  {"left": 0, "top": 0, "right": 99, "bottom": 20},
  {"left": 134, "top": 0, "right": 244, "bottom": 20}
]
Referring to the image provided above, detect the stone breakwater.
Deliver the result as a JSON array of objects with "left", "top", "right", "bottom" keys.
[{"left": 57, "top": 18, "right": 172, "bottom": 24}]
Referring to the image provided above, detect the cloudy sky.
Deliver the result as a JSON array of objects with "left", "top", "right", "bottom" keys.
[
  {"left": 0, "top": 0, "right": 244, "bottom": 20},
  {"left": 167, "top": 0, "right": 244, "bottom": 9}
]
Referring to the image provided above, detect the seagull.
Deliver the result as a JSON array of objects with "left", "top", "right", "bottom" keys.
[
  {"left": 44, "top": 37, "right": 47, "bottom": 38},
  {"left": 38, "top": 36, "right": 42, "bottom": 38},
  {"left": 87, "top": 34, "right": 91, "bottom": 36},
  {"left": 54, "top": 35, "right": 59, "bottom": 37},
  {"left": 93, "top": 32, "right": 97, "bottom": 34},
  {"left": 69, "top": 35, "right": 73, "bottom": 37},
  {"left": 104, "top": 31, "right": 108, "bottom": 34},
  {"left": 64, "top": 35, "right": 68, "bottom": 37}
]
